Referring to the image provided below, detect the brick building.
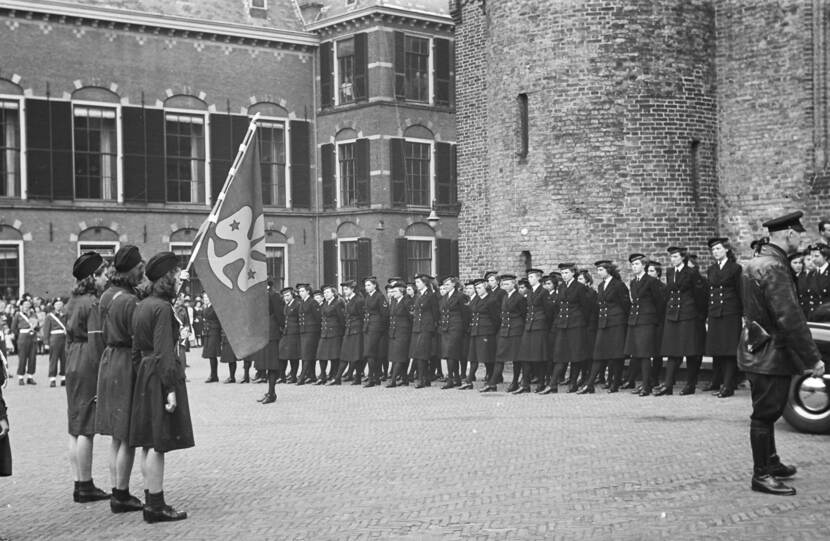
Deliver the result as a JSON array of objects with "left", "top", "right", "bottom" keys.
[
  {"left": 453, "top": 0, "right": 830, "bottom": 278},
  {"left": 0, "top": 0, "right": 457, "bottom": 299}
]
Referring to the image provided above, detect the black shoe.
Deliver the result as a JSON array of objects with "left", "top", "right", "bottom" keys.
[
  {"left": 325, "top": 380, "right": 339, "bottom": 386},
  {"left": 679, "top": 385, "right": 696, "bottom": 396},
  {"left": 539, "top": 385, "right": 554, "bottom": 395},
  {"left": 479, "top": 385, "right": 496, "bottom": 393},
  {"left": 639, "top": 387, "right": 652, "bottom": 397},
  {"left": 77, "top": 484, "right": 110, "bottom": 503},
  {"left": 50, "top": 380, "right": 56, "bottom": 388},
  {"left": 621, "top": 381, "right": 636, "bottom": 389},
  {"left": 261, "top": 393, "right": 277, "bottom": 404},
  {"left": 769, "top": 457, "right": 797, "bottom": 478},
  {"left": 717, "top": 388, "right": 734, "bottom": 398},
  {"left": 414, "top": 382, "right": 427, "bottom": 389},
  {"left": 111, "top": 494, "right": 143, "bottom": 513},
  {"left": 205, "top": 376, "right": 219, "bottom": 383},
  {"left": 652, "top": 386, "right": 673, "bottom": 396},
  {"left": 256, "top": 393, "right": 269, "bottom": 403},
  {"left": 575, "top": 386, "right": 594, "bottom": 395},
  {"left": 240, "top": 377, "right": 250, "bottom": 384},
  {"left": 252, "top": 377, "right": 266, "bottom": 384},
  {"left": 751, "top": 474, "right": 796, "bottom": 496},
  {"left": 385, "top": 382, "right": 397, "bottom": 388},
  {"left": 223, "top": 377, "right": 236, "bottom": 384},
  {"left": 702, "top": 383, "right": 719, "bottom": 392},
  {"left": 143, "top": 504, "right": 188, "bottom": 523},
  {"left": 287, "top": 376, "right": 298, "bottom": 384},
  {"left": 364, "top": 381, "right": 377, "bottom": 388},
  {"left": 512, "top": 387, "right": 530, "bottom": 395},
  {"left": 458, "top": 382, "right": 474, "bottom": 390},
  {"left": 566, "top": 386, "right": 578, "bottom": 393},
  {"left": 441, "top": 381, "right": 457, "bottom": 390},
  {"left": 276, "top": 378, "right": 287, "bottom": 384},
  {"left": 506, "top": 383, "right": 519, "bottom": 393},
  {"left": 314, "top": 379, "right": 326, "bottom": 385},
  {"left": 61, "top": 379, "right": 66, "bottom": 387},
  {"left": 608, "top": 385, "right": 619, "bottom": 393},
  {"left": 631, "top": 385, "right": 642, "bottom": 395}
]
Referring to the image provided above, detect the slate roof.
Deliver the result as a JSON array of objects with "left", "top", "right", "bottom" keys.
[{"left": 313, "top": 0, "right": 450, "bottom": 22}]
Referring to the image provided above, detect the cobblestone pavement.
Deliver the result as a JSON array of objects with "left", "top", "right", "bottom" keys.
[{"left": 1, "top": 350, "right": 829, "bottom": 540}]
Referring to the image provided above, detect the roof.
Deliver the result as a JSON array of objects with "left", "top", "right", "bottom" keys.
[
  {"left": 313, "top": 0, "right": 450, "bottom": 23},
  {"left": 57, "top": 0, "right": 305, "bottom": 32}
]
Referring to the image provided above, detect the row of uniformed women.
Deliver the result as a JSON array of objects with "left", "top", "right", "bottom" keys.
[{"left": 64, "top": 246, "right": 192, "bottom": 523}]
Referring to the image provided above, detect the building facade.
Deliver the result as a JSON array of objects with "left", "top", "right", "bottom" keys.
[
  {"left": 0, "top": 0, "right": 457, "bottom": 299},
  {"left": 453, "top": 0, "right": 830, "bottom": 277}
]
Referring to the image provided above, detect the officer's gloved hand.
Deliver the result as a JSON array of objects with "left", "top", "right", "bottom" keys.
[
  {"left": 179, "top": 270, "right": 191, "bottom": 282},
  {"left": 811, "top": 360, "right": 826, "bottom": 378}
]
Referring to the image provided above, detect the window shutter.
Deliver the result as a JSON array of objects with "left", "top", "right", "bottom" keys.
[
  {"left": 210, "top": 113, "right": 231, "bottom": 202},
  {"left": 433, "top": 37, "right": 451, "bottom": 106},
  {"left": 396, "top": 237, "right": 409, "bottom": 279},
  {"left": 320, "top": 41, "right": 334, "bottom": 108},
  {"left": 389, "top": 137, "right": 405, "bottom": 207},
  {"left": 25, "top": 99, "right": 52, "bottom": 199},
  {"left": 357, "top": 237, "right": 372, "bottom": 281},
  {"left": 50, "top": 101, "right": 73, "bottom": 200},
  {"left": 323, "top": 239, "right": 337, "bottom": 286},
  {"left": 289, "top": 120, "right": 311, "bottom": 209},
  {"left": 394, "top": 31, "right": 406, "bottom": 100},
  {"left": 144, "top": 108, "right": 166, "bottom": 203},
  {"left": 122, "top": 106, "right": 147, "bottom": 202},
  {"left": 353, "top": 33, "right": 368, "bottom": 102},
  {"left": 450, "top": 239, "right": 459, "bottom": 278},
  {"left": 436, "top": 238, "right": 453, "bottom": 280},
  {"left": 321, "top": 143, "right": 336, "bottom": 209},
  {"left": 355, "top": 138, "right": 370, "bottom": 206},
  {"left": 434, "top": 142, "right": 456, "bottom": 207}
]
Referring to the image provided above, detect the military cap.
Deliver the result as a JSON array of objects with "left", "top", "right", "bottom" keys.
[
  {"left": 526, "top": 268, "right": 544, "bottom": 276},
  {"left": 295, "top": 283, "right": 311, "bottom": 290},
  {"left": 279, "top": 286, "right": 294, "bottom": 294},
  {"left": 517, "top": 278, "right": 530, "bottom": 287},
  {"left": 558, "top": 262, "right": 577, "bottom": 270},
  {"left": 340, "top": 280, "right": 357, "bottom": 289},
  {"left": 321, "top": 284, "right": 336, "bottom": 292},
  {"left": 72, "top": 251, "right": 104, "bottom": 281},
  {"left": 707, "top": 237, "right": 729, "bottom": 249},
  {"left": 484, "top": 270, "right": 499, "bottom": 279},
  {"left": 541, "top": 275, "right": 552, "bottom": 283},
  {"left": 464, "top": 279, "right": 477, "bottom": 287},
  {"left": 809, "top": 242, "right": 829, "bottom": 252},
  {"left": 750, "top": 237, "right": 768, "bottom": 250},
  {"left": 763, "top": 211, "right": 805, "bottom": 233},
  {"left": 414, "top": 273, "right": 434, "bottom": 282},
  {"left": 442, "top": 276, "right": 458, "bottom": 284},
  {"left": 312, "top": 289, "right": 323, "bottom": 297},
  {"left": 788, "top": 252, "right": 805, "bottom": 261},
  {"left": 499, "top": 273, "right": 517, "bottom": 281},
  {"left": 594, "top": 260, "right": 612, "bottom": 268},
  {"left": 647, "top": 260, "right": 663, "bottom": 267},
  {"left": 472, "top": 278, "right": 486, "bottom": 286},
  {"left": 362, "top": 276, "right": 377, "bottom": 282},
  {"left": 387, "top": 276, "right": 403, "bottom": 284},
  {"left": 144, "top": 251, "right": 178, "bottom": 281},
  {"left": 666, "top": 246, "right": 686, "bottom": 255},
  {"left": 629, "top": 253, "right": 647, "bottom": 263},
  {"left": 113, "top": 245, "right": 142, "bottom": 273},
  {"left": 390, "top": 281, "right": 406, "bottom": 290},
  {"left": 550, "top": 271, "right": 562, "bottom": 278}
]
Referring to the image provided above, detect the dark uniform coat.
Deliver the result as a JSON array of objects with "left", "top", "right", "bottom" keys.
[
  {"left": 387, "top": 296, "right": 413, "bottom": 363},
  {"left": 298, "top": 297, "right": 321, "bottom": 360},
  {"left": 796, "top": 271, "right": 811, "bottom": 317},
  {"left": 705, "top": 260, "right": 743, "bottom": 356},
  {"left": 42, "top": 310, "right": 68, "bottom": 376},
  {"left": 808, "top": 264, "right": 830, "bottom": 317},
  {"left": 200, "top": 305, "right": 221, "bottom": 358},
  {"left": 129, "top": 295, "right": 194, "bottom": 453},
  {"left": 624, "top": 274, "right": 664, "bottom": 358},
  {"left": 362, "top": 291, "right": 388, "bottom": 359},
  {"left": 496, "top": 289, "right": 526, "bottom": 362},
  {"left": 439, "top": 290, "right": 467, "bottom": 361},
  {"left": 409, "top": 290, "right": 438, "bottom": 360},
  {"left": 65, "top": 293, "right": 104, "bottom": 437},
  {"left": 467, "top": 293, "right": 501, "bottom": 363},
  {"left": 279, "top": 298, "right": 301, "bottom": 360},
  {"left": 339, "top": 294, "right": 364, "bottom": 362},
  {"left": 552, "top": 280, "right": 593, "bottom": 363},
  {"left": 593, "top": 277, "right": 630, "bottom": 361},
  {"left": 660, "top": 265, "right": 705, "bottom": 357},
  {"left": 316, "top": 299, "right": 344, "bottom": 360},
  {"left": 518, "top": 284, "right": 549, "bottom": 363},
  {"left": 95, "top": 286, "right": 138, "bottom": 441},
  {"left": 252, "top": 291, "right": 285, "bottom": 371},
  {"left": 11, "top": 312, "right": 36, "bottom": 375}
]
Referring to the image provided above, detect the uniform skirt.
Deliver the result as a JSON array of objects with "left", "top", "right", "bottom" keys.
[
  {"left": 220, "top": 337, "right": 236, "bottom": 363},
  {"left": 705, "top": 313, "right": 742, "bottom": 357},
  {"left": 316, "top": 335, "right": 341, "bottom": 360},
  {"left": 660, "top": 318, "right": 705, "bottom": 357},
  {"left": 65, "top": 341, "right": 99, "bottom": 437},
  {"left": 252, "top": 340, "right": 280, "bottom": 371},
  {"left": 440, "top": 329, "right": 465, "bottom": 361},
  {"left": 362, "top": 330, "right": 383, "bottom": 359},
  {"left": 468, "top": 334, "right": 496, "bottom": 363},
  {"left": 340, "top": 333, "right": 363, "bottom": 362},
  {"left": 409, "top": 330, "right": 434, "bottom": 360},
  {"left": 95, "top": 345, "right": 134, "bottom": 440},
  {"left": 593, "top": 325, "right": 627, "bottom": 361},
  {"left": 201, "top": 330, "right": 221, "bottom": 358},
  {"left": 301, "top": 332, "right": 320, "bottom": 360},
  {"left": 279, "top": 333, "right": 300, "bottom": 360},
  {"left": 495, "top": 334, "right": 522, "bottom": 362},
  {"left": 624, "top": 324, "right": 660, "bottom": 358},
  {"left": 129, "top": 354, "right": 194, "bottom": 453},
  {"left": 388, "top": 333, "right": 410, "bottom": 364},
  {"left": 553, "top": 326, "right": 589, "bottom": 364},
  {"left": 547, "top": 329, "right": 558, "bottom": 362},
  {"left": 518, "top": 330, "right": 547, "bottom": 363}
]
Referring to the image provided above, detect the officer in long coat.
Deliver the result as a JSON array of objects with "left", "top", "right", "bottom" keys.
[
  {"left": 514, "top": 269, "right": 548, "bottom": 394},
  {"left": 438, "top": 277, "right": 467, "bottom": 389},
  {"left": 385, "top": 282, "right": 413, "bottom": 387},
  {"left": 497, "top": 274, "right": 526, "bottom": 393},
  {"left": 704, "top": 238, "right": 743, "bottom": 398}
]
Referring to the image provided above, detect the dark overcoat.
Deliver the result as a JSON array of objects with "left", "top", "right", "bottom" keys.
[
  {"left": 387, "top": 296, "right": 413, "bottom": 363},
  {"left": 65, "top": 293, "right": 104, "bottom": 437},
  {"left": 200, "top": 305, "right": 221, "bottom": 358},
  {"left": 298, "top": 297, "right": 321, "bottom": 360},
  {"left": 705, "top": 260, "right": 743, "bottom": 357},
  {"left": 278, "top": 298, "right": 301, "bottom": 360},
  {"left": 496, "top": 289, "right": 526, "bottom": 362},
  {"left": 439, "top": 290, "right": 467, "bottom": 361},
  {"left": 660, "top": 265, "right": 705, "bottom": 357},
  {"left": 623, "top": 274, "right": 664, "bottom": 358},
  {"left": 518, "top": 284, "right": 549, "bottom": 363},
  {"left": 409, "top": 289, "right": 438, "bottom": 360},
  {"left": 593, "top": 278, "right": 630, "bottom": 361}
]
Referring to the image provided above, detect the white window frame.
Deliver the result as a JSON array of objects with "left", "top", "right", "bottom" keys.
[
  {"left": 0, "top": 240, "right": 24, "bottom": 299},
  {"left": 0, "top": 95, "right": 25, "bottom": 199},
  {"left": 402, "top": 137, "right": 435, "bottom": 208},
  {"left": 404, "top": 236, "right": 436, "bottom": 277},
  {"left": 400, "top": 31, "right": 434, "bottom": 106},
  {"left": 72, "top": 100, "right": 122, "bottom": 203},
  {"left": 265, "top": 242, "right": 289, "bottom": 289},
  {"left": 337, "top": 237, "right": 358, "bottom": 284},
  {"left": 250, "top": 0, "right": 267, "bottom": 8},
  {"left": 334, "top": 138, "right": 357, "bottom": 208},
  {"left": 77, "top": 240, "right": 120, "bottom": 260},
  {"left": 164, "top": 107, "right": 210, "bottom": 206},
  {"left": 332, "top": 37, "right": 357, "bottom": 107},
  {"left": 255, "top": 116, "right": 290, "bottom": 209}
]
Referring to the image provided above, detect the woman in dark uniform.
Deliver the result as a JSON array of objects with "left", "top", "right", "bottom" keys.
[
  {"left": 255, "top": 283, "right": 285, "bottom": 404},
  {"left": 315, "top": 285, "right": 344, "bottom": 386},
  {"left": 129, "top": 252, "right": 193, "bottom": 523},
  {"left": 95, "top": 245, "right": 145, "bottom": 513},
  {"left": 514, "top": 269, "right": 548, "bottom": 394},
  {"left": 463, "top": 279, "right": 501, "bottom": 392},
  {"left": 331, "top": 280, "right": 363, "bottom": 385},
  {"left": 297, "top": 284, "right": 321, "bottom": 385},
  {"left": 358, "top": 278, "right": 385, "bottom": 386},
  {"left": 581, "top": 261, "right": 629, "bottom": 393},
  {"left": 438, "top": 277, "right": 467, "bottom": 389},
  {"left": 65, "top": 251, "right": 110, "bottom": 503},
  {"left": 460, "top": 281, "right": 475, "bottom": 382},
  {"left": 201, "top": 294, "right": 221, "bottom": 383},
  {"left": 277, "top": 287, "right": 300, "bottom": 383},
  {"left": 386, "top": 282, "right": 413, "bottom": 387},
  {"left": 623, "top": 255, "right": 664, "bottom": 396},
  {"left": 550, "top": 263, "right": 593, "bottom": 394},
  {"left": 497, "top": 274, "right": 526, "bottom": 393},
  {"left": 409, "top": 274, "right": 438, "bottom": 388},
  {"left": 791, "top": 252, "right": 810, "bottom": 317},
  {"left": 704, "top": 238, "right": 743, "bottom": 398},
  {"left": 575, "top": 269, "right": 598, "bottom": 390}
]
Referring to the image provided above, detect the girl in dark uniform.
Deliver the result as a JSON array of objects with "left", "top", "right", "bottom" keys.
[
  {"left": 201, "top": 294, "right": 221, "bottom": 383},
  {"left": 129, "top": 252, "right": 193, "bottom": 523},
  {"left": 623, "top": 255, "right": 664, "bottom": 396},
  {"left": 357, "top": 278, "right": 384, "bottom": 386},
  {"left": 790, "top": 252, "right": 810, "bottom": 317},
  {"left": 332, "top": 280, "right": 363, "bottom": 385},
  {"left": 296, "top": 284, "right": 321, "bottom": 385},
  {"left": 550, "top": 263, "right": 593, "bottom": 393},
  {"left": 315, "top": 285, "right": 344, "bottom": 386},
  {"left": 409, "top": 274, "right": 438, "bottom": 388},
  {"left": 463, "top": 279, "right": 501, "bottom": 392},
  {"left": 95, "top": 245, "right": 145, "bottom": 513},
  {"left": 582, "top": 261, "right": 630, "bottom": 393},
  {"left": 438, "top": 277, "right": 467, "bottom": 389},
  {"left": 278, "top": 287, "right": 300, "bottom": 384},
  {"left": 514, "top": 269, "right": 548, "bottom": 394},
  {"left": 497, "top": 275, "right": 526, "bottom": 393},
  {"left": 386, "top": 282, "right": 413, "bottom": 387},
  {"left": 65, "top": 252, "right": 110, "bottom": 503},
  {"left": 704, "top": 238, "right": 743, "bottom": 398}
]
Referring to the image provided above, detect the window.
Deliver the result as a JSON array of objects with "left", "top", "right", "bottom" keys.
[
  {"left": 77, "top": 241, "right": 119, "bottom": 263},
  {"left": 404, "top": 36, "right": 430, "bottom": 103},
  {"left": 690, "top": 139, "right": 700, "bottom": 207},
  {"left": 339, "top": 239, "right": 358, "bottom": 283},
  {"left": 407, "top": 239, "right": 434, "bottom": 277},
  {"left": 258, "top": 120, "right": 286, "bottom": 207},
  {"left": 336, "top": 38, "right": 355, "bottom": 105},
  {"left": 405, "top": 141, "right": 431, "bottom": 207},
  {"left": 251, "top": 0, "right": 267, "bottom": 8},
  {"left": 517, "top": 93, "right": 529, "bottom": 159},
  {"left": 73, "top": 106, "right": 117, "bottom": 200},
  {"left": 338, "top": 142, "right": 358, "bottom": 206},
  {"left": 0, "top": 243, "right": 22, "bottom": 301},
  {"left": 266, "top": 244, "right": 287, "bottom": 290},
  {"left": 165, "top": 113, "right": 205, "bottom": 203},
  {"left": 170, "top": 243, "right": 202, "bottom": 297},
  {"left": 0, "top": 100, "right": 20, "bottom": 198}
]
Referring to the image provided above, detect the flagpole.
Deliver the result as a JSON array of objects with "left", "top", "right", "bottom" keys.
[{"left": 185, "top": 113, "right": 261, "bottom": 273}]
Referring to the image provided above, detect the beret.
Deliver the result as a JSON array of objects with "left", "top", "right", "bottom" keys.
[
  {"left": 73, "top": 252, "right": 104, "bottom": 281},
  {"left": 339, "top": 280, "right": 357, "bottom": 289},
  {"left": 472, "top": 278, "right": 486, "bottom": 286},
  {"left": 145, "top": 251, "right": 179, "bottom": 281},
  {"left": 667, "top": 246, "right": 686, "bottom": 255},
  {"left": 499, "top": 274, "right": 517, "bottom": 281},
  {"left": 629, "top": 253, "right": 647, "bottom": 263},
  {"left": 483, "top": 270, "right": 499, "bottom": 279},
  {"left": 525, "top": 268, "right": 544, "bottom": 276},
  {"left": 279, "top": 286, "right": 294, "bottom": 294},
  {"left": 594, "top": 260, "right": 612, "bottom": 268},
  {"left": 114, "top": 244, "right": 142, "bottom": 273},
  {"left": 558, "top": 262, "right": 577, "bottom": 270}
]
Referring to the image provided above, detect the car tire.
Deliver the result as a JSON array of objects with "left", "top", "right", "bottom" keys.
[{"left": 783, "top": 374, "right": 830, "bottom": 434}]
